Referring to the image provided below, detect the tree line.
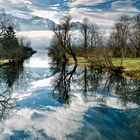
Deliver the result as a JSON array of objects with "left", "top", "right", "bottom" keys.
[{"left": 48, "top": 14, "right": 140, "bottom": 64}]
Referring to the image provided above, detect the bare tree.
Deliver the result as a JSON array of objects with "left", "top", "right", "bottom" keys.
[
  {"left": 90, "top": 24, "right": 102, "bottom": 47},
  {"left": 49, "top": 14, "right": 77, "bottom": 66},
  {"left": 0, "top": 90, "right": 15, "bottom": 121},
  {"left": 109, "top": 15, "right": 131, "bottom": 58},
  {"left": 80, "top": 18, "right": 103, "bottom": 59},
  {"left": 130, "top": 14, "right": 140, "bottom": 57},
  {"left": 80, "top": 18, "right": 90, "bottom": 57}
]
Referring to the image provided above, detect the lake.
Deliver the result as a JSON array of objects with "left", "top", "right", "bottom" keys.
[{"left": 0, "top": 31, "right": 140, "bottom": 140}]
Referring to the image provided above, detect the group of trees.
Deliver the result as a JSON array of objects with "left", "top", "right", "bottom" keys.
[
  {"left": 109, "top": 14, "right": 140, "bottom": 57},
  {"left": 49, "top": 13, "right": 140, "bottom": 63},
  {"left": 79, "top": 17, "right": 103, "bottom": 59},
  {"left": 0, "top": 9, "right": 35, "bottom": 60}
]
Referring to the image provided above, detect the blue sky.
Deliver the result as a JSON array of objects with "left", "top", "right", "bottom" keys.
[{"left": 0, "top": 0, "right": 140, "bottom": 32}]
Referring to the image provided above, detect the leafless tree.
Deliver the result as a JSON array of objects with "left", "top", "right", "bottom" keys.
[
  {"left": 80, "top": 17, "right": 103, "bottom": 61},
  {"left": 80, "top": 18, "right": 90, "bottom": 57},
  {"left": 89, "top": 24, "right": 102, "bottom": 48},
  {"left": 49, "top": 14, "right": 77, "bottom": 67},
  {"left": 130, "top": 14, "right": 140, "bottom": 57},
  {"left": 48, "top": 15, "right": 78, "bottom": 104},
  {"left": 109, "top": 15, "right": 131, "bottom": 58},
  {"left": 0, "top": 90, "right": 15, "bottom": 121}
]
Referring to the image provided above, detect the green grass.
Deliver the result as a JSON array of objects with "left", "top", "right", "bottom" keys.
[
  {"left": 0, "top": 59, "right": 10, "bottom": 65},
  {"left": 68, "top": 57, "right": 140, "bottom": 80},
  {"left": 68, "top": 57, "right": 100, "bottom": 67},
  {"left": 111, "top": 58, "right": 140, "bottom": 80},
  {"left": 111, "top": 58, "right": 140, "bottom": 71}
]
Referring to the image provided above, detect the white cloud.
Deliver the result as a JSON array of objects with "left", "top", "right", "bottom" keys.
[
  {"left": 0, "top": 0, "right": 33, "bottom": 19},
  {"left": 0, "top": 0, "right": 139, "bottom": 34},
  {"left": 31, "top": 9, "right": 63, "bottom": 23},
  {"left": 69, "top": 0, "right": 106, "bottom": 7},
  {"left": 18, "top": 31, "right": 53, "bottom": 38},
  {"left": 111, "top": 0, "right": 139, "bottom": 13},
  {"left": 69, "top": 7, "right": 120, "bottom": 32},
  {"left": 8, "top": 0, "right": 32, "bottom": 5},
  {"left": 1, "top": 91, "right": 138, "bottom": 139}
]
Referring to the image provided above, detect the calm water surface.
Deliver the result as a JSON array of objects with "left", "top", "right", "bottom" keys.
[{"left": 0, "top": 34, "right": 140, "bottom": 140}]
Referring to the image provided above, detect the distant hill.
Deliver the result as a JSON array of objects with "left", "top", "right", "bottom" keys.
[
  {"left": 4, "top": 14, "right": 83, "bottom": 31},
  {"left": 71, "top": 21, "right": 82, "bottom": 30},
  {"left": 15, "top": 16, "right": 56, "bottom": 31}
]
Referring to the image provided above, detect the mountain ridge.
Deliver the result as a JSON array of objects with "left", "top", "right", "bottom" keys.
[{"left": 1, "top": 13, "right": 83, "bottom": 31}]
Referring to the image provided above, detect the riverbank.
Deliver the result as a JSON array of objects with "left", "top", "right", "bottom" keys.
[
  {"left": 68, "top": 57, "right": 140, "bottom": 80},
  {"left": 111, "top": 58, "right": 140, "bottom": 80},
  {"left": 0, "top": 49, "right": 37, "bottom": 66},
  {"left": 0, "top": 59, "right": 10, "bottom": 65}
]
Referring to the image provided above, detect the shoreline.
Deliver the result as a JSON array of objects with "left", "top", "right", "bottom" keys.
[
  {"left": 0, "top": 50, "right": 37, "bottom": 66},
  {"left": 68, "top": 57, "right": 140, "bottom": 80}
]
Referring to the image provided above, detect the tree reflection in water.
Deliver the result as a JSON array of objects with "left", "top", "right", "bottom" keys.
[
  {"left": 0, "top": 61, "right": 29, "bottom": 88},
  {"left": 50, "top": 57, "right": 140, "bottom": 137},
  {"left": 0, "top": 61, "right": 30, "bottom": 121},
  {"left": 101, "top": 73, "right": 140, "bottom": 137},
  {"left": 0, "top": 90, "right": 15, "bottom": 121},
  {"left": 76, "top": 66, "right": 104, "bottom": 102},
  {"left": 50, "top": 54, "right": 77, "bottom": 104}
]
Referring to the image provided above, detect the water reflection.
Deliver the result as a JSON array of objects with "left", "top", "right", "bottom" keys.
[
  {"left": 0, "top": 52, "right": 140, "bottom": 139},
  {"left": 0, "top": 90, "right": 15, "bottom": 121},
  {"left": 52, "top": 62, "right": 140, "bottom": 105},
  {"left": 50, "top": 54, "right": 77, "bottom": 104},
  {"left": 50, "top": 57, "right": 140, "bottom": 138},
  {"left": 77, "top": 66, "right": 104, "bottom": 102},
  {"left": 0, "top": 61, "right": 30, "bottom": 121},
  {"left": 0, "top": 62, "right": 25, "bottom": 88}
]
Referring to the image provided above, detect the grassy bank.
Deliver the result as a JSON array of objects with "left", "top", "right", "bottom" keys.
[
  {"left": 0, "top": 59, "right": 10, "bottom": 65},
  {"left": 111, "top": 58, "right": 140, "bottom": 71},
  {"left": 68, "top": 57, "right": 140, "bottom": 80},
  {"left": 112, "top": 58, "right": 140, "bottom": 80},
  {"left": 0, "top": 59, "right": 23, "bottom": 66},
  {"left": 0, "top": 47, "right": 37, "bottom": 67}
]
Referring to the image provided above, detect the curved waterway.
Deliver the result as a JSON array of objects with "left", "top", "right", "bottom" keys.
[{"left": 0, "top": 31, "right": 140, "bottom": 140}]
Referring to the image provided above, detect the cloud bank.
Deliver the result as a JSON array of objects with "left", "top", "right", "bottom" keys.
[{"left": 0, "top": 0, "right": 139, "bottom": 34}]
